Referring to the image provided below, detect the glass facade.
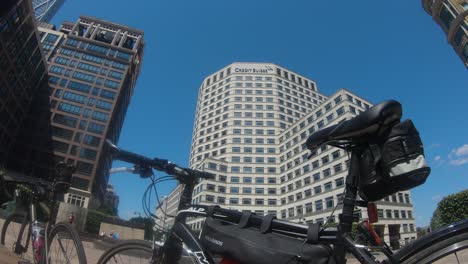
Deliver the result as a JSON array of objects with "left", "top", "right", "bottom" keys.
[
  {"left": 32, "top": 0, "right": 65, "bottom": 22},
  {"left": 0, "top": 0, "right": 55, "bottom": 178},
  {"left": 38, "top": 16, "right": 144, "bottom": 207}
]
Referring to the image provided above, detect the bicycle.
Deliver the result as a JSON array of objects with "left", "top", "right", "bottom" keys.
[
  {"left": 0, "top": 163, "right": 87, "bottom": 264},
  {"left": 98, "top": 100, "right": 468, "bottom": 264}
]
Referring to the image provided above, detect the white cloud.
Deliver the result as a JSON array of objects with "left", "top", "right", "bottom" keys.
[
  {"left": 431, "top": 195, "right": 442, "bottom": 202},
  {"left": 448, "top": 144, "right": 468, "bottom": 166},
  {"left": 450, "top": 157, "right": 468, "bottom": 166},
  {"left": 434, "top": 156, "right": 441, "bottom": 161},
  {"left": 454, "top": 144, "right": 468, "bottom": 157}
]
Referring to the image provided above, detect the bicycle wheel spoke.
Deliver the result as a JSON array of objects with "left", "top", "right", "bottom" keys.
[{"left": 44, "top": 226, "right": 83, "bottom": 264}]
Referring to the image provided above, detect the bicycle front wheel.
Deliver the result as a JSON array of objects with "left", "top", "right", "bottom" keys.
[
  {"left": 97, "top": 240, "right": 153, "bottom": 264},
  {"left": 43, "top": 222, "right": 87, "bottom": 264},
  {"left": 0, "top": 212, "right": 33, "bottom": 262}
]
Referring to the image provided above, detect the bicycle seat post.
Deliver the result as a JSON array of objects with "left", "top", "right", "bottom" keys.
[{"left": 335, "top": 149, "right": 362, "bottom": 262}]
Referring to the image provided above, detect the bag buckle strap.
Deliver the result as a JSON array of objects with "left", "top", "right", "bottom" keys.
[
  {"left": 260, "top": 214, "right": 276, "bottom": 233},
  {"left": 306, "top": 223, "right": 321, "bottom": 244},
  {"left": 238, "top": 211, "right": 253, "bottom": 228},
  {"left": 206, "top": 205, "right": 220, "bottom": 217}
]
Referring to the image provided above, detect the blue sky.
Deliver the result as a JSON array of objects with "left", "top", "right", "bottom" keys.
[{"left": 51, "top": 0, "right": 468, "bottom": 226}]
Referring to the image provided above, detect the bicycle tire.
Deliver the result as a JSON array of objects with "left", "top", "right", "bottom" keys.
[
  {"left": 97, "top": 239, "right": 153, "bottom": 264},
  {"left": 1, "top": 212, "right": 33, "bottom": 261},
  {"left": 43, "top": 222, "right": 87, "bottom": 264},
  {"left": 396, "top": 231, "right": 468, "bottom": 264}
]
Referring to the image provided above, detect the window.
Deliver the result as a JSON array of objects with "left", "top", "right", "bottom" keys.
[
  {"left": 242, "top": 198, "right": 251, "bottom": 205},
  {"left": 243, "top": 187, "right": 252, "bottom": 194},
  {"left": 92, "top": 111, "right": 109, "bottom": 122},
  {"left": 314, "top": 186, "right": 322, "bottom": 194},
  {"left": 96, "top": 100, "right": 112, "bottom": 110},
  {"left": 230, "top": 187, "right": 239, "bottom": 193},
  {"left": 229, "top": 198, "right": 238, "bottom": 205},
  {"left": 79, "top": 147, "right": 97, "bottom": 160},
  {"left": 255, "top": 177, "right": 264, "bottom": 184},
  {"left": 55, "top": 56, "right": 69, "bottom": 65},
  {"left": 53, "top": 114, "right": 78, "bottom": 128},
  {"left": 73, "top": 71, "right": 96, "bottom": 83},
  {"left": 108, "top": 70, "right": 123, "bottom": 79},
  {"left": 77, "top": 62, "right": 99, "bottom": 73},
  {"left": 104, "top": 79, "right": 120, "bottom": 89},
  {"left": 231, "top": 177, "right": 240, "bottom": 183},
  {"left": 313, "top": 173, "right": 320, "bottom": 181},
  {"left": 83, "top": 134, "right": 101, "bottom": 147},
  {"left": 324, "top": 182, "right": 332, "bottom": 191},
  {"left": 315, "top": 200, "right": 323, "bottom": 211},
  {"left": 82, "top": 54, "right": 104, "bottom": 64},
  {"left": 325, "top": 197, "right": 334, "bottom": 208},
  {"left": 335, "top": 177, "right": 344, "bottom": 187},
  {"left": 76, "top": 161, "right": 93, "bottom": 175},
  {"left": 88, "top": 122, "right": 105, "bottom": 134},
  {"left": 112, "top": 61, "right": 127, "bottom": 70},
  {"left": 67, "top": 194, "right": 86, "bottom": 207},
  {"left": 63, "top": 91, "right": 87, "bottom": 104},
  {"left": 87, "top": 43, "right": 109, "bottom": 54},
  {"left": 58, "top": 102, "right": 82, "bottom": 115},
  {"left": 100, "top": 89, "right": 116, "bottom": 99},
  {"left": 334, "top": 164, "right": 343, "bottom": 173},
  {"left": 67, "top": 81, "right": 91, "bottom": 94},
  {"left": 52, "top": 126, "right": 73, "bottom": 140},
  {"left": 50, "top": 66, "right": 65, "bottom": 74}
]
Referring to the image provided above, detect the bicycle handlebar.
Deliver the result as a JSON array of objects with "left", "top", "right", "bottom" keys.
[{"left": 106, "top": 139, "right": 215, "bottom": 181}]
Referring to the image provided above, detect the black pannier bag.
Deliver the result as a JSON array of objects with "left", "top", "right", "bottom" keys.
[
  {"left": 200, "top": 217, "right": 335, "bottom": 264},
  {"left": 359, "top": 119, "right": 431, "bottom": 201}
]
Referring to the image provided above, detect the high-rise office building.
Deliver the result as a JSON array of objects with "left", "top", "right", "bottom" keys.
[
  {"left": 422, "top": 0, "right": 468, "bottom": 68},
  {"left": 37, "top": 16, "right": 144, "bottom": 208},
  {"left": 0, "top": 0, "right": 55, "bottom": 178},
  {"left": 185, "top": 62, "right": 417, "bottom": 248},
  {"left": 32, "top": 0, "right": 65, "bottom": 22}
]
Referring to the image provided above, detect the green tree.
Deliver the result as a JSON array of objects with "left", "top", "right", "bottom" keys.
[
  {"left": 430, "top": 189, "right": 468, "bottom": 231},
  {"left": 85, "top": 209, "right": 106, "bottom": 234},
  {"left": 129, "top": 216, "right": 154, "bottom": 240}
]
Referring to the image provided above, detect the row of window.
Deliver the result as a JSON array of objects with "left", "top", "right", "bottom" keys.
[
  {"left": 51, "top": 78, "right": 117, "bottom": 101},
  {"left": 60, "top": 48, "right": 128, "bottom": 71},
  {"left": 379, "top": 209, "right": 414, "bottom": 220},
  {"left": 52, "top": 113, "right": 106, "bottom": 134},
  {"left": 53, "top": 139, "right": 97, "bottom": 160},
  {"left": 205, "top": 183, "right": 278, "bottom": 194},
  {"left": 52, "top": 126, "right": 101, "bottom": 150},
  {"left": 55, "top": 101, "right": 110, "bottom": 122}
]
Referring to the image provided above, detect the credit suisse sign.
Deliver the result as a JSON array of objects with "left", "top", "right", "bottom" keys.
[{"left": 233, "top": 63, "right": 275, "bottom": 74}]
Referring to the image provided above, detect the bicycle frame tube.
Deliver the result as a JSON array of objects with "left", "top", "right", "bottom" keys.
[{"left": 157, "top": 205, "right": 216, "bottom": 264}]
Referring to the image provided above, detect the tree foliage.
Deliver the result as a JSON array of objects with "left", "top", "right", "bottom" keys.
[
  {"left": 85, "top": 209, "right": 106, "bottom": 234},
  {"left": 430, "top": 189, "right": 468, "bottom": 231}
]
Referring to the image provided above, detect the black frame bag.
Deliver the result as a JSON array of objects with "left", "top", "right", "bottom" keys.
[
  {"left": 200, "top": 217, "right": 334, "bottom": 264},
  {"left": 359, "top": 119, "right": 431, "bottom": 201}
]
